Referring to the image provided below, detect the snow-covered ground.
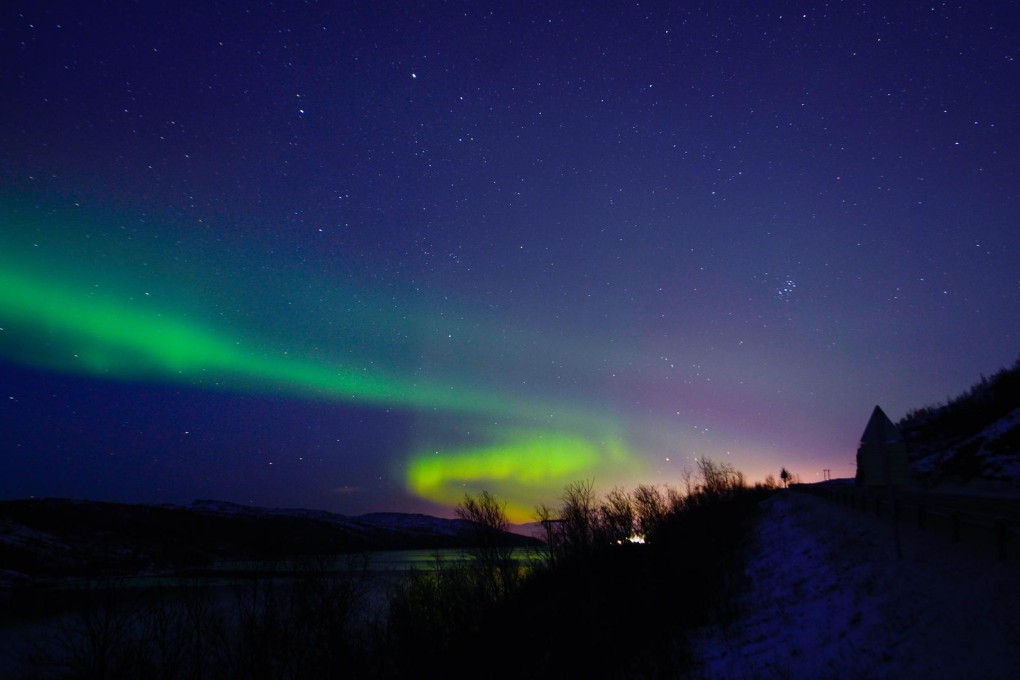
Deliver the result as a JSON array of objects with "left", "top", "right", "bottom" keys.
[{"left": 687, "top": 491, "right": 1020, "bottom": 679}]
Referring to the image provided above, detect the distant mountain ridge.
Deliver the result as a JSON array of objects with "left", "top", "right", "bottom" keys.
[
  {"left": 0, "top": 497, "right": 538, "bottom": 588},
  {"left": 188, "top": 499, "right": 475, "bottom": 538}
]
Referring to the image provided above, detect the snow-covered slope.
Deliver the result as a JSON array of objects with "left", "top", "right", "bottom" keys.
[
  {"left": 687, "top": 491, "right": 1020, "bottom": 679},
  {"left": 907, "top": 406, "right": 1020, "bottom": 485},
  {"left": 898, "top": 360, "right": 1020, "bottom": 485}
]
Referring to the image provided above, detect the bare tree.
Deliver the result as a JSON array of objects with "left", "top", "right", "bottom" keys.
[
  {"left": 535, "top": 503, "right": 562, "bottom": 564},
  {"left": 560, "top": 479, "right": 597, "bottom": 556},
  {"left": 598, "top": 486, "right": 635, "bottom": 544},
  {"left": 698, "top": 458, "right": 743, "bottom": 498},
  {"left": 456, "top": 490, "right": 514, "bottom": 567},
  {"left": 678, "top": 467, "right": 697, "bottom": 498},
  {"left": 665, "top": 484, "right": 686, "bottom": 513},
  {"left": 632, "top": 484, "right": 667, "bottom": 538}
]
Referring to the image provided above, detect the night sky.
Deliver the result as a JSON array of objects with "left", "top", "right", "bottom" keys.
[{"left": 2, "top": 2, "right": 1018, "bottom": 520}]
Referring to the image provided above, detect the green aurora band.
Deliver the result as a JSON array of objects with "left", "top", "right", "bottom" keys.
[
  {"left": 408, "top": 431, "right": 633, "bottom": 521},
  {"left": 0, "top": 263, "right": 509, "bottom": 414},
  {"left": 0, "top": 204, "right": 645, "bottom": 515}
]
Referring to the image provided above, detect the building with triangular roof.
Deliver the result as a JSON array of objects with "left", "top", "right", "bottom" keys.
[{"left": 855, "top": 405, "right": 911, "bottom": 487}]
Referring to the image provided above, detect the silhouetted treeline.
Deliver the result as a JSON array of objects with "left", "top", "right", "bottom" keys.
[
  {"left": 13, "top": 459, "right": 772, "bottom": 679},
  {"left": 355, "top": 458, "right": 765, "bottom": 678}
]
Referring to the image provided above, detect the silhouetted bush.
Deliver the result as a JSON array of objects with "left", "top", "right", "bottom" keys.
[{"left": 436, "top": 461, "right": 767, "bottom": 678}]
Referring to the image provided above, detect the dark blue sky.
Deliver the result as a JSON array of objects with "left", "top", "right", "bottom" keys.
[{"left": 2, "top": 2, "right": 1018, "bottom": 518}]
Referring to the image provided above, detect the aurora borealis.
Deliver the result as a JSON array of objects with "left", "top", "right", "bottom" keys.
[
  {"left": 0, "top": 232, "right": 522, "bottom": 417},
  {"left": 0, "top": 201, "right": 645, "bottom": 519},
  {"left": 2, "top": 3, "right": 1019, "bottom": 519}
]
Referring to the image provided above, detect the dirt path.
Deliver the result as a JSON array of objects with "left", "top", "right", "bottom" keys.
[{"left": 686, "top": 490, "right": 1020, "bottom": 679}]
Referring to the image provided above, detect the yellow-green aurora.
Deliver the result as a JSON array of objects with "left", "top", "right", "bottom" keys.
[
  {"left": 408, "top": 431, "right": 635, "bottom": 522},
  {"left": 0, "top": 205, "right": 642, "bottom": 516}
]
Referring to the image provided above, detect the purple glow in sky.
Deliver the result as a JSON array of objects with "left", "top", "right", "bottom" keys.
[{"left": 1, "top": 2, "right": 1018, "bottom": 517}]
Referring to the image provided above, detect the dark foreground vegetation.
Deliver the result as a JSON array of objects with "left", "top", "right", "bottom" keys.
[{"left": 8, "top": 460, "right": 772, "bottom": 679}]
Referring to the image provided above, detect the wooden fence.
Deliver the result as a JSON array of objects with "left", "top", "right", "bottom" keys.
[{"left": 792, "top": 483, "right": 1020, "bottom": 562}]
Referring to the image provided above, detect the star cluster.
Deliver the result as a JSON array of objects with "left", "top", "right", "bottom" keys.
[{"left": 1, "top": 3, "right": 1017, "bottom": 516}]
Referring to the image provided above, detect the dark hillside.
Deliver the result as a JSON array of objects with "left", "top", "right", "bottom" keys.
[{"left": 896, "top": 357, "right": 1020, "bottom": 483}]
